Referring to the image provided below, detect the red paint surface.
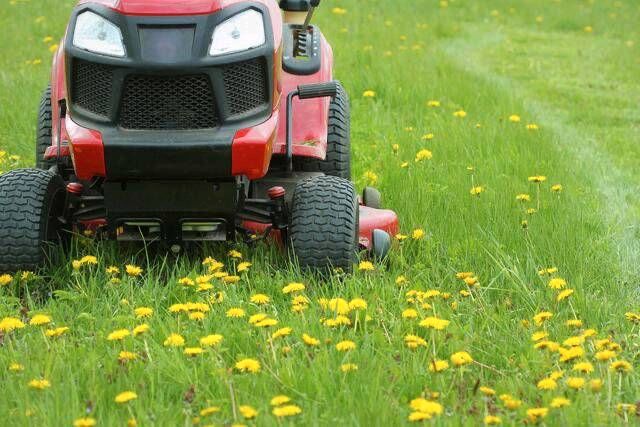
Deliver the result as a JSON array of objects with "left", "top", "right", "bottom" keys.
[
  {"left": 65, "top": 116, "right": 106, "bottom": 180},
  {"left": 231, "top": 112, "right": 278, "bottom": 179},
  {"left": 275, "top": 35, "right": 333, "bottom": 160}
]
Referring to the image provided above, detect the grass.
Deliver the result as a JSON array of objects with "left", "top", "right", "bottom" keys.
[{"left": 1, "top": 0, "right": 640, "bottom": 425}]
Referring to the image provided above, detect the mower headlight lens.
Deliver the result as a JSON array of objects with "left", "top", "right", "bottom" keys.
[
  {"left": 209, "top": 9, "right": 265, "bottom": 56},
  {"left": 73, "top": 11, "right": 125, "bottom": 57}
]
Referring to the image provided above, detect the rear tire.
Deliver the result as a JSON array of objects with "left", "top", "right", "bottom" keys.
[
  {"left": 0, "top": 169, "right": 67, "bottom": 273},
  {"left": 289, "top": 175, "right": 358, "bottom": 272},
  {"left": 293, "top": 82, "right": 351, "bottom": 179},
  {"left": 36, "top": 85, "right": 56, "bottom": 170}
]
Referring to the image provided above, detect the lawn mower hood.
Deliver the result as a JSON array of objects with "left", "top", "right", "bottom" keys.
[{"left": 59, "top": 0, "right": 284, "bottom": 181}]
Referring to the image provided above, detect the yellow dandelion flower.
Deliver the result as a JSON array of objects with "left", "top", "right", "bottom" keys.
[
  {"left": 188, "top": 311, "right": 205, "bottom": 321},
  {"left": 516, "top": 194, "right": 531, "bottom": 202},
  {"left": 572, "top": 362, "right": 593, "bottom": 374},
  {"left": 0, "top": 274, "right": 13, "bottom": 286},
  {"left": 537, "top": 377, "right": 557, "bottom": 390},
  {"left": 411, "top": 228, "right": 425, "bottom": 240},
  {"left": 404, "top": 334, "right": 427, "bottom": 349},
  {"left": 563, "top": 335, "right": 584, "bottom": 347},
  {"left": 427, "top": 100, "right": 440, "bottom": 107},
  {"left": 28, "top": 379, "right": 51, "bottom": 390},
  {"left": 132, "top": 324, "right": 149, "bottom": 336},
  {"left": 470, "top": 186, "right": 484, "bottom": 196},
  {"left": 551, "top": 184, "right": 563, "bottom": 193},
  {"left": 548, "top": 278, "right": 567, "bottom": 289},
  {"left": 118, "top": 351, "right": 137, "bottom": 362},
  {"left": 533, "top": 311, "right": 553, "bottom": 325},
  {"left": 402, "top": 308, "right": 419, "bottom": 319},
  {"left": 341, "top": 363, "right": 358, "bottom": 372},
  {"left": 531, "top": 331, "right": 548, "bottom": 341},
  {"left": 184, "top": 347, "right": 204, "bottom": 357},
  {"left": 528, "top": 175, "right": 547, "bottom": 183},
  {"left": 107, "top": 329, "right": 130, "bottom": 341},
  {"left": 550, "top": 397, "right": 570, "bottom": 408},
  {"left": 29, "top": 314, "right": 52, "bottom": 326},
  {"left": 395, "top": 275, "right": 408, "bottom": 286},
  {"left": 453, "top": 110, "right": 467, "bottom": 118},
  {"left": 250, "top": 294, "right": 270, "bottom": 304},
  {"left": 509, "top": 114, "right": 521, "bottom": 122},
  {"left": 609, "top": 360, "right": 632, "bottom": 373},
  {"left": 348, "top": 298, "right": 367, "bottom": 310},
  {"left": 503, "top": 398, "right": 522, "bottom": 410},
  {"left": 450, "top": 351, "right": 473, "bottom": 367},
  {"left": 239, "top": 405, "right": 258, "bottom": 419},
  {"left": 222, "top": 275, "right": 241, "bottom": 284},
  {"left": 115, "top": 391, "right": 137, "bottom": 403},
  {"left": 527, "top": 407, "right": 548, "bottom": 423},
  {"left": 479, "top": 386, "right": 495, "bottom": 396},
  {"left": 125, "top": 265, "right": 143, "bottom": 277},
  {"left": 408, "top": 411, "right": 432, "bottom": 421},
  {"left": 358, "top": 261, "right": 375, "bottom": 271},
  {"left": 282, "top": 282, "right": 305, "bottom": 294},
  {"left": 590, "top": 379, "right": 603, "bottom": 392},
  {"left": 226, "top": 307, "right": 245, "bottom": 318},
  {"left": 271, "top": 327, "right": 292, "bottom": 340},
  {"left": 566, "top": 377, "right": 585, "bottom": 389},
  {"left": 565, "top": 319, "right": 583, "bottom": 327},
  {"left": 558, "top": 346, "right": 584, "bottom": 362},
  {"left": 335, "top": 340, "right": 356, "bottom": 352},
  {"left": 414, "top": 149, "right": 433, "bottom": 162},
  {"left": 9, "top": 362, "right": 24, "bottom": 372},
  {"left": 200, "top": 334, "right": 223, "bottom": 347},
  {"left": 410, "top": 398, "right": 443, "bottom": 416},
  {"left": 272, "top": 404, "right": 302, "bottom": 418},
  {"left": 302, "top": 333, "right": 320, "bottom": 346},
  {"left": 235, "top": 358, "right": 261, "bottom": 373},
  {"left": 228, "top": 249, "right": 242, "bottom": 259},
  {"left": 419, "top": 316, "right": 450, "bottom": 330},
  {"left": 0, "top": 317, "right": 26, "bottom": 332},
  {"left": 134, "top": 307, "right": 153, "bottom": 318},
  {"left": 45, "top": 326, "right": 69, "bottom": 337},
  {"left": 526, "top": 123, "right": 539, "bottom": 130},
  {"left": 73, "top": 417, "right": 96, "bottom": 427},
  {"left": 484, "top": 415, "right": 502, "bottom": 425},
  {"left": 362, "top": 90, "right": 375, "bottom": 98},
  {"left": 200, "top": 406, "right": 220, "bottom": 416},
  {"left": 163, "top": 333, "right": 185, "bottom": 347}
]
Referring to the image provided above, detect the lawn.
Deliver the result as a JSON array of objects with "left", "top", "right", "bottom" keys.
[{"left": 1, "top": 0, "right": 639, "bottom": 425}]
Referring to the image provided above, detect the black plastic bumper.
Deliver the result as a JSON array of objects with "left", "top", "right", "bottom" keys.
[{"left": 63, "top": 2, "right": 275, "bottom": 180}]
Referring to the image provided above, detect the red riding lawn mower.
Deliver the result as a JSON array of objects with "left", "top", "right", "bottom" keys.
[{"left": 0, "top": 0, "right": 399, "bottom": 273}]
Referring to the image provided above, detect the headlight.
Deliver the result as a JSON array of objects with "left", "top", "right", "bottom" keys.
[
  {"left": 73, "top": 11, "right": 125, "bottom": 57},
  {"left": 209, "top": 9, "right": 265, "bottom": 56}
]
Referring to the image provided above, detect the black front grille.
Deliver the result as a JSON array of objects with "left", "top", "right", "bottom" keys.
[
  {"left": 72, "top": 60, "right": 114, "bottom": 117},
  {"left": 119, "top": 74, "right": 218, "bottom": 130},
  {"left": 222, "top": 58, "right": 269, "bottom": 116}
]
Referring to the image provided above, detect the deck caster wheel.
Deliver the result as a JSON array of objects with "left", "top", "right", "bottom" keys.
[
  {"left": 362, "top": 186, "right": 382, "bottom": 209},
  {"left": 371, "top": 229, "right": 391, "bottom": 261}
]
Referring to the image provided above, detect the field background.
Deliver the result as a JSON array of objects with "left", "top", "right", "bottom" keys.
[{"left": 1, "top": 0, "right": 640, "bottom": 425}]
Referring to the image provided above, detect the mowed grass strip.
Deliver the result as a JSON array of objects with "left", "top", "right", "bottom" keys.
[{"left": 1, "top": 0, "right": 639, "bottom": 426}]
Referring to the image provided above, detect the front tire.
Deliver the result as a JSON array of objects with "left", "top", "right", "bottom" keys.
[
  {"left": 0, "top": 169, "right": 67, "bottom": 273},
  {"left": 293, "top": 82, "right": 351, "bottom": 179},
  {"left": 289, "top": 175, "right": 358, "bottom": 272},
  {"left": 36, "top": 85, "right": 56, "bottom": 170}
]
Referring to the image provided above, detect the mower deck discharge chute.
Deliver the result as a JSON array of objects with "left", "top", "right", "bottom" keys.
[{"left": 0, "top": 0, "right": 399, "bottom": 273}]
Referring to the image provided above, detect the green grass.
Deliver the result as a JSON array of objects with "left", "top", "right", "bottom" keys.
[{"left": 1, "top": 0, "right": 640, "bottom": 425}]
